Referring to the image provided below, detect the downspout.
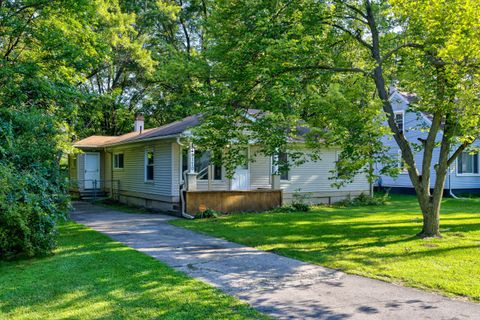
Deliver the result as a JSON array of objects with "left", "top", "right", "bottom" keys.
[
  {"left": 176, "top": 137, "right": 195, "bottom": 219},
  {"left": 448, "top": 162, "right": 460, "bottom": 199}
]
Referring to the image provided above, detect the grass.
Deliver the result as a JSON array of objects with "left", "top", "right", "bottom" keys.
[
  {"left": 172, "top": 194, "right": 480, "bottom": 302},
  {"left": 0, "top": 222, "right": 267, "bottom": 320}
]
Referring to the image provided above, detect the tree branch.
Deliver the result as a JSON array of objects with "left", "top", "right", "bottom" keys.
[
  {"left": 281, "top": 64, "right": 369, "bottom": 75},
  {"left": 380, "top": 42, "right": 424, "bottom": 64},
  {"left": 342, "top": 3, "right": 368, "bottom": 20},
  {"left": 447, "top": 141, "right": 474, "bottom": 167},
  {"left": 330, "top": 23, "right": 373, "bottom": 50}
]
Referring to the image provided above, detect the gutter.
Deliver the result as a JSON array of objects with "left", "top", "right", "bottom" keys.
[
  {"left": 102, "top": 134, "right": 181, "bottom": 148},
  {"left": 176, "top": 137, "right": 195, "bottom": 219},
  {"left": 448, "top": 163, "right": 460, "bottom": 199}
]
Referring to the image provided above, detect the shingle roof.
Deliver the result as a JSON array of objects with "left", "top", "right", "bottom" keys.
[
  {"left": 73, "top": 129, "right": 155, "bottom": 148},
  {"left": 116, "top": 114, "right": 201, "bottom": 145},
  {"left": 73, "top": 135, "right": 116, "bottom": 148},
  {"left": 73, "top": 109, "right": 268, "bottom": 149}
]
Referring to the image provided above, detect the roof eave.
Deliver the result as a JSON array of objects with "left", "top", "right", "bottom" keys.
[{"left": 103, "top": 133, "right": 182, "bottom": 148}]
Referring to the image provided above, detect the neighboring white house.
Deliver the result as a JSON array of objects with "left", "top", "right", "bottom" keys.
[
  {"left": 70, "top": 111, "right": 370, "bottom": 214},
  {"left": 377, "top": 89, "right": 480, "bottom": 195}
]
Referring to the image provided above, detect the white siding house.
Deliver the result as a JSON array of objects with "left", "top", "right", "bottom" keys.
[{"left": 70, "top": 113, "right": 370, "bottom": 214}]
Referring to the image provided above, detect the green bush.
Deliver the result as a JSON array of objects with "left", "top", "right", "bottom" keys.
[
  {"left": 335, "top": 192, "right": 389, "bottom": 207},
  {"left": 196, "top": 208, "right": 220, "bottom": 219},
  {"left": 270, "top": 206, "right": 298, "bottom": 213},
  {"left": 291, "top": 189, "right": 311, "bottom": 212},
  {"left": 0, "top": 110, "right": 69, "bottom": 260}
]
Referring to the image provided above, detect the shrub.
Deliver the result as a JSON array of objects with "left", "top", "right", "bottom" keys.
[
  {"left": 336, "top": 192, "right": 389, "bottom": 207},
  {"left": 291, "top": 189, "right": 311, "bottom": 212},
  {"left": 0, "top": 110, "right": 70, "bottom": 260},
  {"left": 196, "top": 208, "right": 220, "bottom": 219},
  {"left": 270, "top": 206, "right": 298, "bottom": 213}
]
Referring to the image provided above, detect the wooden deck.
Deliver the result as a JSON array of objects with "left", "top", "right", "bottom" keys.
[{"left": 185, "top": 189, "right": 282, "bottom": 214}]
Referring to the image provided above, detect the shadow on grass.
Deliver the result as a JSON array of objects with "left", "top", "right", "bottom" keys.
[
  {"left": 173, "top": 195, "right": 480, "bottom": 301},
  {"left": 0, "top": 223, "right": 264, "bottom": 320}
]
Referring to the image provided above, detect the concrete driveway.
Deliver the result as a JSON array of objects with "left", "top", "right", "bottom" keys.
[{"left": 71, "top": 202, "right": 480, "bottom": 319}]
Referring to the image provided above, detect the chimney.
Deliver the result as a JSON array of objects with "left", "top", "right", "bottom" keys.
[
  {"left": 389, "top": 82, "right": 397, "bottom": 95},
  {"left": 134, "top": 114, "right": 144, "bottom": 133}
]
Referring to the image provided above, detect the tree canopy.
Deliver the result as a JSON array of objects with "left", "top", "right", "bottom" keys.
[
  {"left": 192, "top": 0, "right": 480, "bottom": 237},
  {"left": 2, "top": 0, "right": 479, "bottom": 258}
]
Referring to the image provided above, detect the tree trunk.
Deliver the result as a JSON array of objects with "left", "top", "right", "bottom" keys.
[{"left": 417, "top": 198, "right": 441, "bottom": 238}]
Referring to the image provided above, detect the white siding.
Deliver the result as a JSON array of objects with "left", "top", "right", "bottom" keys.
[
  {"left": 172, "top": 142, "right": 181, "bottom": 196},
  {"left": 281, "top": 149, "right": 370, "bottom": 193},
  {"left": 104, "top": 151, "right": 112, "bottom": 191},
  {"left": 250, "top": 146, "right": 272, "bottom": 189},
  {"left": 188, "top": 145, "right": 369, "bottom": 195},
  {"left": 110, "top": 139, "right": 174, "bottom": 196}
]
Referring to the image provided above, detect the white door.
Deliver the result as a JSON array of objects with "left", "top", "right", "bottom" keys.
[
  {"left": 232, "top": 149, "right": 250, "bottom": 190},
  {"left": 84, "top": 153, "right": 100, "bottom": 189}
]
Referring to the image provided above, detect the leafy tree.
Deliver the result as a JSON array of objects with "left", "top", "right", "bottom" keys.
[
  {"left": 74, "top": 0, "right": 212, "bottom": 138},
  {"left": 0, "top": 0, "right": 140, "bottom": 258},
  {"left": 197, "top": 0, "right": 480, "bottom": 237}
]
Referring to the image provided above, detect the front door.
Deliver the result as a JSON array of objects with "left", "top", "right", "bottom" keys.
[
  {"left": 231, "top": 148, "right": 250, "bottom": 190},
  {"left": 84, "top": 153, "right": 100, "bottom": 189}
]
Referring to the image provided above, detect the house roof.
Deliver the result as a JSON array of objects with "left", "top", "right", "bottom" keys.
[
  {"left": 399, "top": 91, "right": 418, "bottom": 104},
  {"left": 73, "top": 129, "right": 155, "bottom": 148},
  {"left": 73, "top": 109, "right": 262, "bottom": 149},
  {"left": 73, "top": 135, "right": 116, "bottom": 148}
]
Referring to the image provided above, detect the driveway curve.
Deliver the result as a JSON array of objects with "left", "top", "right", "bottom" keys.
[{"left": 71, "top": 201, "right": 480, "bottom": 320}]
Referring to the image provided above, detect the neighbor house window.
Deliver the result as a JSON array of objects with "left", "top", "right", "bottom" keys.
[
  {"left": 278, "top": 151, "right": 289, "bottom": 180},
  {"left": 145, "top": 150, "right": 154, "bottom": 181},
  {"left": 113, "top": 153, "right": 124, "bottom": 169},
  {"left": 181, "top": 149, "right": 222, "bottom": 180},
  {"left": 394, "top": 112, "right": 404, "bottom": 132},
  {"left": 457, "top": 151, "right": 479, "bottom": 175}
]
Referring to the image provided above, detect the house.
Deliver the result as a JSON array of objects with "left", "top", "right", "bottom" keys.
[
  {"left": 377, "top": 89, "right": 480, "bottom": 195},
  {"left": 69, "top": 111, "right": 370, "bottom": 215}
]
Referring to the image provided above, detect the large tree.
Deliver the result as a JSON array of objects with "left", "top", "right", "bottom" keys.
[
  {"left": 74, "top": 0, "right": 213, "bottom": 137},
  {"left": 198, "top": 0, "right": 480, "bottom": 237},
  {"left": 0, "top": 0, "right": 143, "bottom": 258}
]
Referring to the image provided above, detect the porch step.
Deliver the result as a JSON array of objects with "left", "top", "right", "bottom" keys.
[{"left": 79, "top": 190, "right": 108, "bottom": 200}]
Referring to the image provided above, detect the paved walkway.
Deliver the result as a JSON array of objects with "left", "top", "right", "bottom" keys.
[{"left": 71, "top": 202, "right": 480, "bottom": 319}]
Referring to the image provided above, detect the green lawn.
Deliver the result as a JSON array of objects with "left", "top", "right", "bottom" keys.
[
  {"left": 0, "top": 222, "right": 267, "bottom": 320},
  {"left": 172, "top": 194, "right": 480, "bottom": 302}
]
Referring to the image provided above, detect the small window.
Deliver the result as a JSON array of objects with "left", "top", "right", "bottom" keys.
[
  {"left": 145, "top": 150, "right": 154, "bottom": 181},
  {"left": 181, "top": 149, "right": 222, "bottom": 180},
  {"left": 457, "top": 151, "right": 479, "bottom": 175},
  {"left": 114, "top": 153, "right": 124, "bottom": 169},
  {"left": 278, "top": 151, "right": 289, "bottom": 180},
  {"left": 394, "top": 112, "right": 404, "bottom": 132}
]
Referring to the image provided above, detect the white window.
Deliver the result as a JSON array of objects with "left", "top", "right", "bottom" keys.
[
  {"left": 457, "top": 151, "right": 479, "bottom": 175},
  {"left": 394, "top": 111, "right": 404, "bottom": 132},
  {"left": 145, "top": 149, "right": 154, "bottom": 181},
  {"left": 113, "top": 153, "right": 124, "bottom": 169}
]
